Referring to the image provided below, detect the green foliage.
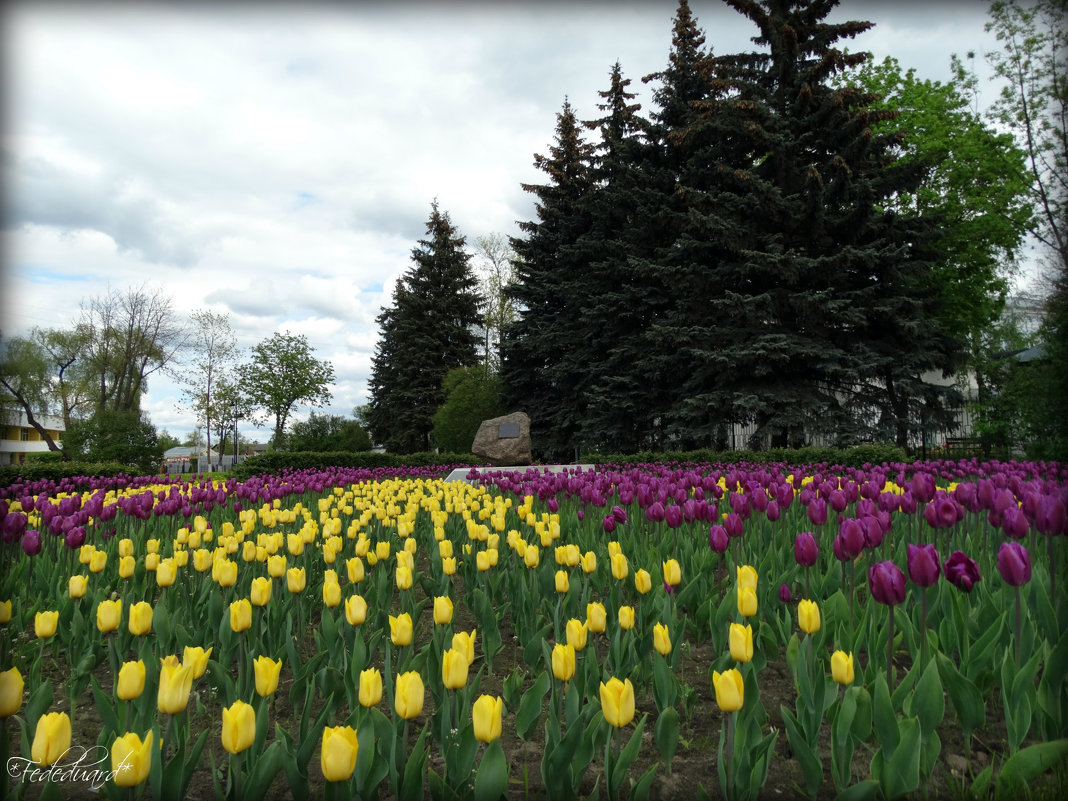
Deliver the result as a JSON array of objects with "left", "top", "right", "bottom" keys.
[
  {"left": 238, "top": 332, "right": 334, "bottom": 448},
  {"left": 580, "top": 444, "right": 908, "bottom": 469},
  {"left": 228, "top": 451, "right": 477, "bottom": 481},
  {"left": 0, "top": 461, "right": 133, "bottom": 489},
  {"left": 368, "top": 202, "right": 484, "bottom": 453},
  {"left": 288, "top": 413, "right": 373, "bottom": 453},
  {"left": 431, "top": 366, "right": 504, "bottom": 453},
  {"left": 62, "top": 410, "right": 163, "bottom": 475}
]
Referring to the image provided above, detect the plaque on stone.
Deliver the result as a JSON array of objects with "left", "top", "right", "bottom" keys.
[{"left": 498, "top": 422, "right": 520, "bottom": 439}]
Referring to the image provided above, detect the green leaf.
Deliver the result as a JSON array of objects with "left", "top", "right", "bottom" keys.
[
  {"left": 872, "top": 673, "right": 899, "bottom": 754},
  {"left": 833, "top": 778, "right": 880, "bottom": 801},
  {"left": 474, "top": 739, "right": 509, "bottom": 801},
  {"left": 934, "top": 651, "right": 985, "bottom": 739},
  {"left": 971, "top": 763, "right": 993, "bottom": 799},
  {"left": 399, "top": 725, "right": 430, "bottom": 801},
  {"left": 245, "top": 741, "right": 285, "bottom": 800},
  {"left": 654, "top": 706, "right": 680, "bottom": 768},
  {"left": 883, "top": 718, "right": 921, "bottom": 801},
  {"left": 90, "top": 676, "right": 120, "bottom": 739},
  {"left": 910, "top": 658, "right": 945, "bottom": 739},
  {"left": 652, "top": 653, "right": 677, "bottom": 711},
  {"left": 632, "top": 764, "right": 659, "bottom": 801},
  {"left": 610, "top": 714, "right": 647, "bottom": 796},
  {"left": 781, "top": 705, "right": 823, "bottom": 798},
  {"left": 515, "top": 671, "right": 550, "bottom": 740}
]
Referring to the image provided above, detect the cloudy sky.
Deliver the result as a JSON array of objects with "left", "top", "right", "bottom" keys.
[{"left": 2, "top": 0, "right": 1008, "bottom": 441}]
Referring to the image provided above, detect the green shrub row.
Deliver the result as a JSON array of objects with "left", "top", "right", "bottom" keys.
[
  {"left": 580, "top": 443, "right": 909, "bottom": 469},
  {"left": 0, "top": 461, "right": 136, "bottom": 489},
  {"left": 228, "top": 451, "right": 480, "bottom": 481}
]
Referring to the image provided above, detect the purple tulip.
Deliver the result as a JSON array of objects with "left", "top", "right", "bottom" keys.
[
  {"left": 65, "top": 526, "right": 86, "bottom": 550},
  {"left": 838, "top": 518, "right": 865, "bottom": 558},
  {"left": 1036, "top": 495, "right": 1066, "bottom": 535},
  {"left": 906, "top": 544, "right": 940, "bottom": 587},
  {"left": 997, "top": 542, "right": 1031, "bottom": 586},
  {"left": 911, "top": 472, "right": 936, "bottom": 503},
  {"left": 1001, "top": 506, "right": 1030, "bottom": 539},
  {"left": 776, "top": 483, "right": 795, "bottom": 509},
  {"left": 943, "top": 551, "right": 981, "bottom": 592},
  {"left": 869, "top": 561, "right": 907, "bottom": 605},
  {"left": 729, "top": 493, "right": 751, "bottom": 520},
  {"left": 807, "top": 497, "right": 828, "bottom": 527},
  {"left": 709, "top": 525, "right": 729, "bottom": 554},
  {"left": 829, "top": 489, "right": 848, "bottom": 513},
  {"left": 862, "top": 515, "right": 886, "bottom": 548},
  {"left": 665, "top": 504, "right": 683, "bottom": 529},
  {"left": 779, "top": 583, "right": 793, "bottom": 603},
  {"left": 794, "top": 532, "right": 818, "bottom": 567},
  {"left": 765, "top": 500, "right": 780, "bottom": 522},
  {"left": 21, "top": 528, "right": 42, "bottom": 557},
  {"left": 602, "top": 515, "right": 616, "bottom": 534},
  {"left": 576, "top": 509, "right": 584, "bottom": 522},
  {"left": 646, "top": 502, "right": 666, "bottom": 524},
  {"left": 723, "top": 512, "right": 744, "bottom": 538},
  {"left": 611, "top": 505, "right": 628, "bottom": 525},
  {"left": 547, "top": 498, "right": 559, "bottom": 513},
  {"left": 832, "top": 534, "right": 851, "bottom": 562}
]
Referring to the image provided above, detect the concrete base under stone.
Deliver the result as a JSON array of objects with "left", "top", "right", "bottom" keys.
[{"left": 442, "top": 464, "right": 597, "bottom": 485}]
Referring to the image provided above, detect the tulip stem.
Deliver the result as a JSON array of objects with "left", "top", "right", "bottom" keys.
[
  {"left": 887, "top": 605, "right": 895, "bottom": 686},
  {"left": 1014, "top": 585, "right": 1022, "bottom": 667},
  {"left": 604, "top": 726, "right": 615, "bottom": 801},
  {"left": 726, "top": 710, "right": 736, "bottom": 800},
  {"left": 920, "top": 587, "right": 928, "bottom": 670}
]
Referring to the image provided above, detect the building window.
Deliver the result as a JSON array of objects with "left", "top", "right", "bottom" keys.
[{"left": 20, "top": 428, "right": 30, "bottom": 441}]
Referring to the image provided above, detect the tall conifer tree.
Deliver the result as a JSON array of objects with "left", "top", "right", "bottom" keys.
[
  {"left": 367, "top": 202, "right": 482, "bottom": 453},
  {"left": 501, "top": 99, "right": 594, "bottom": 459}
]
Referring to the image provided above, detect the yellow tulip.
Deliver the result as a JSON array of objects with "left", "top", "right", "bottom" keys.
[
  {"left": 31, "top": 711, "right": 71, "bottom": 766},
  {"left": 69, "top": 575, "right": 88, "bottom": 599},
  {"left": 611, "top": 552, "right": 629, "bottom": 580},
  {"left": 551, "top": 642, "right": 575, "bottom": 682},
  {"left": 287, "top": 567, "right": 306, "bottom": 594},
  {"left": 600, "top": 677, "right": 636, "bottom": 728},
  {"left": 555, "top": 570, "right": 570, "bottom": 593},
  {"left": 395, "top": 566, "right": 413, "bottom": 590},
  {"left": 157, "top": 655, "right": 194, "bottom": 714},
  {"left": 182, "top": 646, "right": 212, "bottom": 679},
  {"left": 35, "top": 610, "right": 59, "bottom": 639},
  {"left": 394, "top": 671, "right": 424, "bottom": 719},
  {"left": 250, "top": 577, "right": 272, "bottom": 607},
  {"left": 193, "top": 549, "right": 213, "bottom": 572},
  {"left": 0, "top": 600, "right": 11, "bottom": 624},
  {"left": 798, "top": 600, "right": 820, "bottom": 634},
  {"left": 663, "top": 559, "right": 681, "bottom": 586},
  {"left": 737, "top": 565, "right": 759, "bottom": 592},
  {"left": 80, "top": 544, "right": 95, "bottom": 564},
  {"left": 118, "top": 538, "right": 134, "bottom": 558},
  {"left": 396, "top": 550, "right": 414, "bottom": 571},
  {"left": 321, "top": 725, "right": 359, "bottom": 782},
  {"left": 214, "top": 559, "right": 237, "bottom": 587},
  {"left": 0, "top": 666, "right": 23, "bottom": 717},
  {"left": 524, "top": 545, "right": 540, "bottom": 568},
  {"left": 156, "top": 558, "right": 177, "bottom": 588},
  {"left": 442, "top": 648, "right": 469, "bottom": 690},
  {"left": 323, "top": 581, "right": 342, "bottom": 608},
  {"left": 729, "top": 623, "right": 753, "bottom": 663},
  {"left": 242, "top": 540, "right": 257, "bottom": 562},
  {"left": 566, "top": 619, "right": 588, "bottom": 651},
  {"left": 221, "top": 700, "right": 256, "bottom": 754},
  {"left": 634, "top": 569, "right": 652, "bottom": 595},
  {"left": 618, "top": 606, "right": 635, "bottom": 631},
  {"left": 472, "top": 695, "right": 503, "bottom": 743},
  {"left": 287, "top": 534, "right": 304, "bottom": 556},
  {"left": 111, "top": 730, "right": 152, "bottom": 786},
  {"left": 119, "top": 555, "right": 136, "bottom": 579},
  {"left": 434, "top": 596, "right": 453, "bottom": 625},
  {"left": 254, "top": 656, "right": 282, "bottom": 697},
  {"left": 580, "top": 551, "right": 597, "bottom": 574},
  {"left": 174, "top": 549, "right": 189, "bottom": 567},
  {"left": 128, "top": 602, "right": 153, "bottom": 636},
  {"left": 267, "top": 554, "right": 286, "bottom": 577},
  {"left": 144, "top": 552, "right": 159, "bottom": 572},
  {"left": 389, "top": 613, "right": 413, "bottom": 646},
  {"left": 97, "top": 599, "right": 122, "bottom": 633},
  {"left": 90, "top": 550, "right": 108, "bottom": 573},
  {"left": 653, "top": 622, "right": 672, "bottom": 655},
  {"left": 608, "top": 541, "right": 622, "bottom": 558},
  {"left": 452, "top": 629, "right": 477, "bottom": 666},
  {"left": 738, "top": 586, "right": 758, "bottom": 618},
  {"left": 831, "top": 651, "right": 855, "bottom": 686},
  {"left": 442, "top": 556, "right": 457, "bottom": 575},
  {"left": 376, "top": 541, "right": 391, "bottom": 561},
  {"left": 117, "top": 660, "right": 146, "bottom": 700},
  {"left": 230, "top": 599, "right": 252, "bottom": 633},
  {"left": 345, "top": 595, "right": 368, "bottom": 626},
  {"left": 346, "top": 557, "right": 365, "bottom": 584},
  {"left": 359, "top": 668, "right": 382, "bottom": 707},
  {"left": 712, "top": 668, "right": 744, "bottom": 712},
  {"left": 438, "top": 540, "right": 453, "bottom": 558},
  {"left": 366, "top": 551, "right": 378, "bottom": 567},
  {"left": 476, "top": 550, "right": 491, "bottom": 571},
  {"left": 587, "top": 602, "right": 607, "bottom": 634}
]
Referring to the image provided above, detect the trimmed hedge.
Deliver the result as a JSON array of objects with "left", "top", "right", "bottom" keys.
[
  {"left": 0, "top": 461, "right": 139, "bottom": 489},
  {"left": 579, "top": 443, "right": 909, "bottom": 470},
  {"left": 228, "top": 451, "right": 481, "bottom": 481}
]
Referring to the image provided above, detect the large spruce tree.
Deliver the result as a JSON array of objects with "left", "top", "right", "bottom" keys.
[
  {"left": 367, "top": 202, "right": 483, "bottom": 453},
  {"left": 501, "top": 99, "right": 595, "bottom": 460},
  {"left": 656, "top": 0, "right": 961, "bottom": 448}
]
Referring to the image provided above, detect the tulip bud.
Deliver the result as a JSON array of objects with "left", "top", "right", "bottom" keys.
[
  {"left": 907, "top": 544, "right": 941, "bottom": 588},
  {"left": 389, "top": 613, "right": 413, "bottom": 646},
  {"left": 111, "top": 730, "right": 152, "bottom": 786},
  {"left": 729, "top": 623, "right": 753, "bottom": 663},
  {"left": 736, "top": 564, "right": 758, "bottom": 592},
  {"left": 653, "top": 622, "right": 672, "bottom": 655},
  {"left": 394, "top": 671, "right": 424, "bottom": 719},
  {"left": 581, "top": 551, "right": 597, "bottom": 574},
  {"left": 156, "top": 558, "right": 177, "bottom": 588},
  {"left": 118, "top": 538, "right": 134, "bottom": 558},
  {"left": 712, "top": 668, "right": 744, "bottom": 712},
  {"left": 869, "top": 560, "right": 907, "bottom": 605},
  {"left": 709, "top": 525, "right": 729, "bottom": 553},
  {"left": 250, "top": 577, "right": 272, "bottom": 607},
  {"left": 97, "top": 599, "right": 122, "bottom": 633},
  {"left": 555, "top": 570, "right": 570, "bottom": 593},
  {"left": 345, "top": 595, "right": 367, "bottom": 626},
  {"left": 267, "top": 554, "right": 286, "bottom": 577},
  {"left": 90, "top": 550, "right": 107, "bottom": 573},
  {"left": 794, "top": 532, "right": 818, "bottom": 566},
  {"left": 254, "top": 656, "right": 282, "bottom": 697},
  {"left": 634, "top": 569, "right": 652, "bottom": 594},
  {"left": 737, "top": 586, "right": 758, "bottom": 617},
  {"left": 0, "top": 600, "right": 12, "bottom": 624},
  {"left": 221, "top": 700, "right": 256, "bottom": 754},
  {"left": 434, "top": 596, "right": 454, "bottom": 625},
  {"left": 472, "top": 694, "right": 503, "bottom": 743},
  {"left": 287, "top": 567, "right": 306, "bottom": 593},
  {"left": 442, "top": 647, "right": 469, "bottom": 690},
  {"left": 943, "top": 550, "right": 981, "bottom": 593},
  {"left": 618, "top": 605, "right": 635, "bottom": 631},
  {"left": 798, "top": 599, "right": 820, "bottom": 634},
  {"left": 128, "top": 603, "right": 153, "bottom": 636},
  {"left": 779, "top": 583, "right": 792, "bottom": 603},
  {"left": 600, "top": 677, "right": 636, "bottom": 728},
  {"left": 182, "top": 646, "right": 212, "bottom": 680},
  {"left": 566, "top": 618, "right": 588, "bottom": 651},
  {"left": 116, "top": 660, "right": 146, "bottom": 700},
  {"left": 35, "top": 610, "right": 59, "bottom": 639},
  {"left": 321, "top": 725, "right": 359, "bottom": 782},
  {"left": 359, "top": 668, "right": 382, "bottom": 707},
  {"left": 0, "top": 667, "right": 24, "bottom": 717},
  {"left": 442, "top": 556, "right": 457, "bottom": 575},
  {"left": 662, "top": 559, "right": 681, "bottom": 587},
  {"left": 230, "top": 599, "right": 252, "bottom": 633},
  {"left": 552, "top": 642, "right": 576, "bottom": 682},
  {"left": 997, "top": 541, "right": 1031, "bottom": 586},
  {"left": 587, "top": 602, "right": 607, "bottom": 634},
  {"left": 69, "top": 575, "right": 88, "bottom": 599},
  {"left": 323, "top": 581, "right": 342, "bottom": 608},
  {"left": 32, "top": 711, "right": 72, "bottom": 766},
  {"left": 452, "top": 629, "right": 477, "bottom": 665},
  {"left": 831, "top": 650, "right": 855, "bottom": 685}
]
